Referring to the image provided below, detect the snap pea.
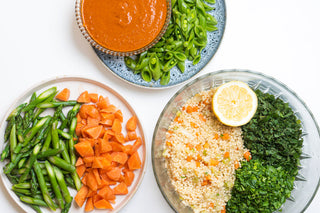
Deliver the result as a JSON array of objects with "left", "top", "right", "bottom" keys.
[
  {"left": 160, "top": 71, "right": 171, "bottom": 85},
  {"left": 149, "top": 53, "right": 162, "bottom": 81},
  {"left": 141, "top": 67, "right": 153, "bottom": 82}
]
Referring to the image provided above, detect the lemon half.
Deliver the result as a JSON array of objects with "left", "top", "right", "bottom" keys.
[{"left": 212, "top": 81, "right": 258, "bottom": 127}]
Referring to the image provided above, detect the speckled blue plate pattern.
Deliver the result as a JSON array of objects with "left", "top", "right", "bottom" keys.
[{"left": 93, "top": 0, "right": 226, "bottom": 88}]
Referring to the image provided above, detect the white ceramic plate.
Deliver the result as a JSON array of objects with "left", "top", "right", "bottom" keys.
[{"left": 0, "top": 76, "right": 147, "bottom": 213}]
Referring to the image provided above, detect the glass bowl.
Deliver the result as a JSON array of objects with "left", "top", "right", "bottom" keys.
[
  {"left": 152, "top": 69, "right": 320, "bottom": 213},
  {"left": 75, "top": 0, "right": 172, "bottom": 56}
]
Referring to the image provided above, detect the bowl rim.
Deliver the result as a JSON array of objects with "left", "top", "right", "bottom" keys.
[
  {"left": 151, "top": 69, "right": 320, "bottom": 213},
  {"left": 75, "top": 0, "right": 172, "bottom": 56}
]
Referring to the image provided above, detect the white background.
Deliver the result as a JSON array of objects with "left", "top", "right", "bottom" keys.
[{"left": 1, "top": 0, "right": 320, "bottom": 212}]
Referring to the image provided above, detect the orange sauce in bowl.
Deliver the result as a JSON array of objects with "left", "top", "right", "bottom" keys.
[{"left": 81, "top": 0, "right": 168, "bottom": 52}]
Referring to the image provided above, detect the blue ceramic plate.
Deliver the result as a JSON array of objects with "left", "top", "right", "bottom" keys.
[{"left": 93, "top": 0, "right": 226, "bottom": 88}]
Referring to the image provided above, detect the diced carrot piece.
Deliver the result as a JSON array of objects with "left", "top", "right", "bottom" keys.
[
  {"left": 111, "top": 152, "right": 128, "bottom": 165},
  {"left": 75, "top": 185, "right": 89, "bottom": 207},
  {"left": 94, "top": 199, "right": 113, "bottom": 209},
  {"left": 92, "top": 157, "right": 103, "bottom": 169},
  {"left": 87, "top": 171, "right": 98, "bottom": 191},
  {"left": 127, "top": 152, "right": 141, "bottom": 170},
  {"left": 113, "top": 182, "right": 128, "bottom": 195},
  {"left": 114, "top": 110, "right": 123, "bottom": 122},
  {"left": 126, "top": 116, "right": 137, "bottom": 131},
  {"left": 100, "top": 173, "right": 117, "bottom": 185},
  {"left": 98, "top": 185, "right": 115, "bottom": 200},
  {"left": 76, "top": 164, "right": 86, "bottom": 178},
  {"left": 55, "top": 88, "right": 70, "bottom": 101},
  {"left": 76, "top": 157, "right": 84, "bottom": 166},
  {"left": 85, "top": 197, "right": 94, "bottom": 212},
  {"left": 124, "top": 170, "right": 134, "bottom": 186},
  {"left": 79, "top": 105, "right": 100, "bottom": 119},
  {"left": 100, "top": 112, "right": 115, "bottom": 120},
  {"left": 85, "top": 125, "right": 103, "bottom": 139},
  {"left": 100, "top": 119, "right": 113, "bottom": 127},
  {"left": 87, "top": 117, "right": 100, "bottom": 126},
  {"left": 234, "top": 160, "right": 240, "bottom": 169},
  {"left": 109, "top": 142, "right": 124, "bottom": 152},
  {"left": 93, "top": 168, "right": 102, "bottom": 186},
  {"left": 97, "top": 96, "right": 110, "bottom": 109},
  {"left": 112, "top": 119, "right": 122, "bottom": 133},
  {"left": 123, "top": 145, "right": 133, "bottom": 154},
  {"left": 99, "top": 138, "right": 112, "bottom": 153},
  {"left": 244, "top": 151, "right": 251, "bottom": 161},
  {"left": 78, "top": 91, "right": 90, "bottom": 103},
  {"left": 100, "top": 104, "right": 117, "bottom": 114},
  {"left": 106, "top": 167, "right": 122, "bottom": 181},
  {"left": 224, "top": 152, "right": 230, "bottom": 158},
  {"left": 92, "top": 157, "right": 111, "bottom": 170},
  {"left": 114, "top": 132, "right": 125, "bottom": 144},
  {"left": 76, "top": 122, "right": 84, "bottom": 137},
  {"left": 210, "top": 159, "right": 219, "bottom": 166},
  {"left": 105, "top": 129, "right": 115, "bottom": 136},
  {"left": 74, "top": 142, "right": 94, "bottom": 157},
  {"left": 126, "top": 131, "right": 137, "bottom": 141},
  {"left": 93, "top": 194, "right": 103, "bottom": 204},
  {"left": 81, "top": 173, "right": 88, "bottom": 185},
  {"left": 89, "top": 93, "right": 98, "bottom": 103},
  {"left": 83, "top": 156, "right": 94, "bottom": 164},
  {"left": 86, "top": 188, "right": 96, "bottom": 198},
  {"left": 128, "top": 137, "right": 142, "bottom": 155}
]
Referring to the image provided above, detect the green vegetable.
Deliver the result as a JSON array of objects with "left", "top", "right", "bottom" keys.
[
  {"left": 125, "top": 0, "right": 218, "bottom": 85},
  {"left": 227, "top": 160, "right": 294, "bottom": 213}
]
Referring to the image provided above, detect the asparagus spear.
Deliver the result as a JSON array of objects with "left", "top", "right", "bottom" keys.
[
  {"left": 19, "top": 143, "right": 42, "bottom": 183},
  {"left": 45, "top": 161, "right": 64, "bottom": 209},
  {"left": 53, "top": 166, "right": 72, "bottom": 204},
  {"left": 48, "top": 156, "right": 75, "bottom": 173}
]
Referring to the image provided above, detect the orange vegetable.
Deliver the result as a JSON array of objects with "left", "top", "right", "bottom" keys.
[
  {"left": 111, "top": 152, "right": 128, "bottom": 165},
  {"left": 78, "top": 91, "right": 91, "bottom": 103},
  {"left": 74, "top": 142, "right": 94, "bottom": 157},
  {"left": 127, "top": 152, "right": 141, "bottom": 170},
  {"left": 75, "top": 185, "right": 89, "bottom": 207},
  {"left": 74, "top": 91, "right": 143, "bottom": 210},
  {"left": 113, "top": 182, "right": 128, "bottom": 195},
  {"left": 234, "top": 160, "right": 240, "bottom": 169},
  {"left": 244, "top": 151, "right": 251, "bottom": 161},
  {"left": 89, "top": 93, "right": 98, "bottom": 103},
  {"left": 221, "top": 133, "right": 230, "bottom": 140},
  {"left": 94, "top": 199, "right": 113, "bottom": 209},
  {"left": 224, "top": 152, "right": 230, "bottom": 158},
  {"left": 186, "top": 156, "right": 193, "bottom": 162},
  {"left": 126, "top": 116, "right": 137, "bottom": 131},
  {"left": 85, "top": 197, "right": 94, "bottom": 212},
  {"left": 55, "top": 88, "right": 70, "bottom": 101},
  {"left": 210, "top": 159, "right": 219, "bottom": 166}
]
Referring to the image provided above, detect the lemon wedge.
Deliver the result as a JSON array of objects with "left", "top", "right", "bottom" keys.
[{"left": 212, "top": 81, "right": 258, "bottom": 127}]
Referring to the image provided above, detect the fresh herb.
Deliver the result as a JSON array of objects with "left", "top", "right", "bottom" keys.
[
  {"left": 226, "top": 160, "right": 294, "bottom": 213},
  {"left": 242, "top": 89, "right": 303, "bottom": 177}
]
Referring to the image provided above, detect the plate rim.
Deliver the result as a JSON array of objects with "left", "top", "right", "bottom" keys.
[
  {"left": 151, "top": 69, "right": 320, "bottom": 213},
  {"left": 0, "top": 75, "right": 148, "bottom": 213}
]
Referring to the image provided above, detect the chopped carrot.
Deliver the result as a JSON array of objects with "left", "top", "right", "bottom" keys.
[
  {"left": 75, "top": 185, "right": 89, "bottom": 207},
  {"left": 87, "top": 117, "right": 100, "bottom": 126},
  {"left": 124, "top": 170, "right": 134, "bottom": 186},
  {"left": 98, "top": 185, "right": 115, "bottom": 200},
  {"left": 87, "top": 171, "right": 98, "bottom": 191},
  {"left": 111, "top": 152, "right": 128, "bottom": 165},
  {"left": 224, "top": 152, "right": 230, "bottom": 158},
  {"left": 221, "top": 133, "right": 230, "bottom": 140},
  {"left": 113, "top": 182, "right": 128, "bottom": 195},
  {"left": 203, "top": 142, "right": 209, "bottom": 149},
  {"left": 209, "top": 202, "right": 214, "bottom": 208},
  {"left": 186, "top": 156, "right": 193, "bottom": 162},
  {"left": 114, "top": 110, "right": 123, "bottom": 122},
  {"left": 101, "top": 104, "right": 117, "bottom": 114},
  {"left": 98, "top": 138, "right": 112, "bottom": 153},
  {"left": 85, "top": 125, "right": 103, "bottom": 139},
  {"left": 89, "top": 93, "right": 98, "bottom": 103},
  {"left": 128, "top": 137, "right": 142, "bottom": 155},
  {"left": 109, "top": 141, "right": 124, "bottom": 152},
  {"left": 186, "top": 143, "right": 193, "bottom": 149},
  {"left": 78, "top": 91, "right": 91, "bottom": 103},
  {"left": 74, "top": 142, "right": 94, "bottom": 157},
  {"left": 234, "top": 160, "right": 240, "bottom": 169},
  {"left": 114, "top": 132, "right": 125, "bottom": 144},
  {"left": 166, "top": 141, "right": 172, "bottom": 147},
  {"left": 123, "top": 145, "right": 133, "bottom": 154},
  {"left": 96, "top": 96, "right": 110, "bottom": 109},
  {"left": 196, "top": 161, "right": 201, "bottom": 167},
  {"left": 94, "top": 199, "right": 113, "bottom": 209},
  {"left": 92, "top": 168, "right": 102, "bottom": 186},
  {"left": 244, "top": 151, "right": 251, "bottom": 161},
  {"left": 85, "top": 197, "right": 94, "bottom": 212},
  {"left": 126, "top": 131, "right": 137, "bottom": 141},
  {"left": 76, "top": 157, "right": 84, "bottom": 166},
  {"left": 195, "top": 144, "right": 202, "bottom": 151},
  {"left": 210, "top": 159, "right": 219, "bottom": 166},
  {"left": 199, "top": 114, "right": 206, "bottom": 122},
  {"left": 127, "top": 152, "right": 141, "bottom": 170},
  {"left": 112, "top": 119, "right": 122, "bottom": 133},
  {"left": 126, "top": 116, "right": 137, "bottom": 131},
  {"left": 76, "top": 164, "right": 86, "bottom": 178},
  {"left": 106, "top": 167, "right": 122, "bottom": 181},
  {"left": 214, "top": 133, "right": 219, "bottom": 140},
  {"left": 81, "top": 173, "right": 88, "bottom": 185},
  {"left": 55, "top": 88, "right": 70, "bottom": 101},
  {"left": 186, "top": 106, "right": 198, "bottom": 113}
]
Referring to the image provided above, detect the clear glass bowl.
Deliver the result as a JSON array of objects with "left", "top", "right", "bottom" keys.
[
  {"left": 75, "top": 0, "right": 172, "bottom": 56},
  {"left": 152, "top": 69, "right": 320, "bottom": 213}
]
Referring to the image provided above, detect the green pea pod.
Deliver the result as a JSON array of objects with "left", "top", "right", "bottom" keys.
[
  {"left": 185, "top": 0, "right": 195, "bottom": 5},
  {"left": 163, "top": 58, "right": 177, "bottom": 72},
  {"left": 172, "top": 8, "right": 182, "bottom": 17},
  {"left": 174, "top": 52, "right": 187, "bottom": 61},
  {"left": 165, "top": 52, "right": 174, "bottom": 60},
  {"left": 193, "top": 38, "right": 207, "bottom": 47},
  {"left": 177, "top": 61, "right": 185, "bottom": 73},
  {"left": 206, "top": 13, "right": 218, "bottom": 26},
  {"left": 141, "top": 67, "right": 152, "bottom": 82},
  {"left": 178, "top": 0, "right": 188, "bottom": 14},
  {"left": 203, "top": 3, "right": 214, "bottom": 11},
  {"left": 193, "top": 54, "right": 201, "bottom": 65},
  {"left": 124, "top": 57, "right": 137, "bottom": 70},
  {"left": 163, "top": 24, "right": 175, "bottom": 38},
  {"left": 135, "top": 57, "right": 149, "bottom": 71},
  {"left": 205, "top": 0, "right": 215, "bottom": 4},
  {"left": 172, "top": 0, "right": 178, "bottom": 7},
  {"left": 160, "top": 71, "right": 171, "bottom": 85},
  {"left": 190, "top": 45, "right": 198, "bottom": 57},
  {"left": 187, "top": 9, "right": 197, "bottom": 23},
  {"left": 198, "top": 13, "right": 207, "bottom": 30},
  {"left": 194, "top": 25, "right": 207, "bottom": 40},
  {"left": 195, "top": 0, "right": 206, "bottom": 16},
  {"left": 149, "top": 53, "right": 162, "bottom": 81},
  {"left": 174, "top": 26, "right": 184, "bottom": 41},
  {"left": 181, "top": 14, "right": 188, "bottom": 33},
  {"left": 206, "top": 24, "right": 218, "bottom": 32}
]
